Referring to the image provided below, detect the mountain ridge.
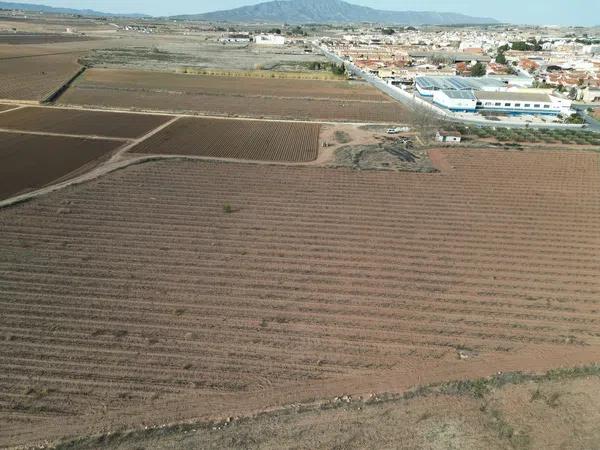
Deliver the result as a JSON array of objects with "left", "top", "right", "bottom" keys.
[
  {"left": 173, "top": 0, "right": 499, "bottom": 25},
  {"left": 0, "top": 1, "right": 148, "bottom": 18}
]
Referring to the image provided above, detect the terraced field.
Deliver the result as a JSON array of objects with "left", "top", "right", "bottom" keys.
[
  {"left": 1, "top": 149, "right": 600, "bottom": 447},
  {"left": 58, "top": 68, "right": 408, "bottom": 122},
  {"left": 131, "top": 117, "right": 320, "bottom": 162},
  {"left": 0, "top": 106, "right": 171, "bottom": 138}
]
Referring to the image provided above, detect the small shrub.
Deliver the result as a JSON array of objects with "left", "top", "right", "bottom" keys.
[{"left": 223, "top": 203, "right": 233, "bottom": 214}]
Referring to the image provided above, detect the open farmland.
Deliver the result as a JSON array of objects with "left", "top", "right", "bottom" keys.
[
  {"left": 131, "top": 117, "right": 320, "bottom": 162},
  {"left": 0, "top": 53, "right": 82, "bottom": 101},
  {"left": 0, "top": 32, "right": 96, "bottom": 45},
  {"left": 0, "top": 106, "right": 171, "bottom": 138},
  {"left": 1, "top": 148, "right": 600, "bottom": 447},
  {"left": 58, "top": 68, "right": 409, "bottom": 122},
  {"left": 0, "top": 104, "right": 18, "bottom": 112},
  {"left": 0, "top": 132, "right": 121, "bottom": 200}
]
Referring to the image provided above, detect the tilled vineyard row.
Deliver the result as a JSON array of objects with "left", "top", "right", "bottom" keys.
[
  {"left": 130, "top": 117, "right": 320, "bottom": 162},
  {"left": 0, "top": 132, "right": 121, "bottom": 200},
  {"left": 0, "top": 53, "right": 82, "bottom": 101},
  {"left": 0, "top": 107, "right": 171, "bottom": 139},
  {"left": 59, "top": 86, "right": 408, "bottom": 122},
  {"left": 1, "top": 149, "right": 600, "bottom": 447}
]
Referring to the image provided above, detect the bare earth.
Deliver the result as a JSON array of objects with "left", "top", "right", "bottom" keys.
[
  {"left": 68, "top": 369, "right": 600, "bottom": 450},
  {"left": 0, "top": 106, "right": 171, "bottom": 139},
  {"left": 58, "top": 68, "right": 409, "bottom": 122},
  {"left": 1, "top": 148, "right": 600, "bottom": 448},
  {"left": 130, "top": 117, "right": 320, "bottom": 162}
]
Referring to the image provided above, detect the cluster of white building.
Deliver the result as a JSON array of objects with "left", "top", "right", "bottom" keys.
[
  {"left": 219, "top": 32, "right": 285, "bottom": 45},
  {"left": 415, "top": 75, "right": 573, "bottom": 115}
]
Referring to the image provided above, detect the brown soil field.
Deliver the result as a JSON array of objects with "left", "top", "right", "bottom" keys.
[
  {"left": 131, "top": 117, "right": 320, "bottom": 162},
  {"left": 0, "top": 104, "right": 17, "bottom": 112},
  {"left": 0, "top": 132, "right": 121, "bottom": 200},
  {"left": 58, "top": 68, "right": 409, "bottom": 122},
  {"left": 0, "top": 106, "right": 172, "bottom": 138},
  {"left": 1, "top": 148, "right": 600, "bottom": 447},
  {"left": 71, "top": 368, "right": 600, "bottom": 450},
  {"left": 69, "top": 68, "right": 387, "bottom": 101},
  {"left": 0, "top": 33, "right": 96, "bottom": 45},
  {"left": 0, "top": 53, "right": 82, "bottom": 101}
]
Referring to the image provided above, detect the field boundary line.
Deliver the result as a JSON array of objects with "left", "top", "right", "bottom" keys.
[
  {"left": 0, "top": 128, "right": 131, "bottom": 142},
  {"left": 0, "top": 153, "right": 346, "bottom": 209},
  {"left": 0, "top": 105, "right": 26, "bottom": 115},
  {"left": 0, "top": 101, "right": 400, "bottom": 126},
  {"left": 109, "top": 117, "right": 182, "bottom": 162}
]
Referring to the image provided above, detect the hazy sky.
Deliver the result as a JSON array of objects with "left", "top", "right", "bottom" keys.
[{"left": 11, "top": 0, "right": 600, "bottom": 26}]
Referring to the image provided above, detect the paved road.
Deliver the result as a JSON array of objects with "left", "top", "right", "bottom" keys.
[{"left": 573, "top": 104, "right": 600, "bottom": 132}]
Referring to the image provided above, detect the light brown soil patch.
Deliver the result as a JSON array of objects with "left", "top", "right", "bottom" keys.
[
  {"left": 1, "top": 149, "right": 600, "bottom": 447},
  {"left": 77, "top": 372, "right": 600, "bottom": 450},
  {"left": 130, "top": 117, "right": 320, "bottom": 162},
  {"left": 0, "top": 106, "right": 172, "bottom": 138}
]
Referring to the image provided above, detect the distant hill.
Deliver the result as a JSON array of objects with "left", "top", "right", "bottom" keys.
[
  {"left": 173, "top": 0, "right": 499, "bottom": 25},
  {"left": 0, "top": 1, "right": 147, "bottom": 18}
]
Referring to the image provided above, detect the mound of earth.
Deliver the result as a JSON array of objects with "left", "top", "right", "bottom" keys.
[{"left": 329, "top": 144, "right": 436, "bottom": 172}]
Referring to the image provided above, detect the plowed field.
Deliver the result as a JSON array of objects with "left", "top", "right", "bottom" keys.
[
  {"left": 0, "top": 132, "right": 121, "bottom": 200},
  {"left": 66, "top": 68, "right": 387, "bottom": 101},
  {"left": 0, "top": 104, "right": 17, "bottom": 112},
  {"left": 0, "top": 106, "right": 171, "bottom": 138},
  {"left": 1, "top": 149, "right": 600, "bottom": 447},
  {"left": 0, "top": 33, "right": 95, "bottom": 45},
  {"left": 58, "top": 68, "right": 408, "bottom": 122},
  {"left": 131, "top": 117, "right": 320, "bottom": 162},
  {"left": 0, "top": 53, "right": 82, "bottom": 101}
]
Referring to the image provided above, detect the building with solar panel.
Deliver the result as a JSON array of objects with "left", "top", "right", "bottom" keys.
[{"left": 415, "top": 76, "right": 572, "bottom": 116}]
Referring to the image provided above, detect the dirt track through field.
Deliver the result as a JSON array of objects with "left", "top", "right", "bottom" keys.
[{"left": 1, "top": 149, "right": 600, "bottom": 447}]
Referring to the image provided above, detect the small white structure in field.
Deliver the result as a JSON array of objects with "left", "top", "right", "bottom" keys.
[
  {"left": 255, "top": 34, "right": 286, "bottom": 45},
  {"left": 436, "top": 130, "right": 462, "bottom": 144}
]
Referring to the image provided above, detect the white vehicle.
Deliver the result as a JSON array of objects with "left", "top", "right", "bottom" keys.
[{"left": 387, "top": 127, "right": 411, "bottom": 134}]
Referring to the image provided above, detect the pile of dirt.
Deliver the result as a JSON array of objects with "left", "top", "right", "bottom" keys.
[{"left": 329, "top": 144, "right": 437, "bottom": 172}]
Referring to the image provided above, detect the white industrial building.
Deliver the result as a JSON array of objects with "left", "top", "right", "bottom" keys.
[
  {"left": 432, "top": 90, "right": 572, "bottom": 116},
  {"left": 255, "top": 34, "right": 286, "bottom": 45},
  {"left": 474, "top": 91, "right": 572, "bottom": 115},
  {"left": 432, "top": 90, "right": 477, "bottom": 112},
  {"left": 415, "top": 76, "right": 507, "bottom": 96}
]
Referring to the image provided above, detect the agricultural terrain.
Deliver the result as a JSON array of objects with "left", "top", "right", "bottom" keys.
[
  {"left": 0, "top": 104, "right": 18, "bottom": 112},
  {"left": 131, "top": 117, "right": 320, "bottom": 162},
  {"left": 1, "top": 148, "right": 600, "bottom": 447},
  {"left": 65, "top": 366, "right": 600, "bottom": 450},
  {"left": 0, "top": 132, "right": 120, "bottom": 200},
  {"left": 0, "top": 32, "right": 96, "bottom": 45},
  {"left": 58, "top": 68, "right": 409, "bottom": 122},
  {"left": 0, "top": 53, "right": 82, "bottom": 101},
  {"left": 0, "top": 106, "right": 171, "bottom": 138}
]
